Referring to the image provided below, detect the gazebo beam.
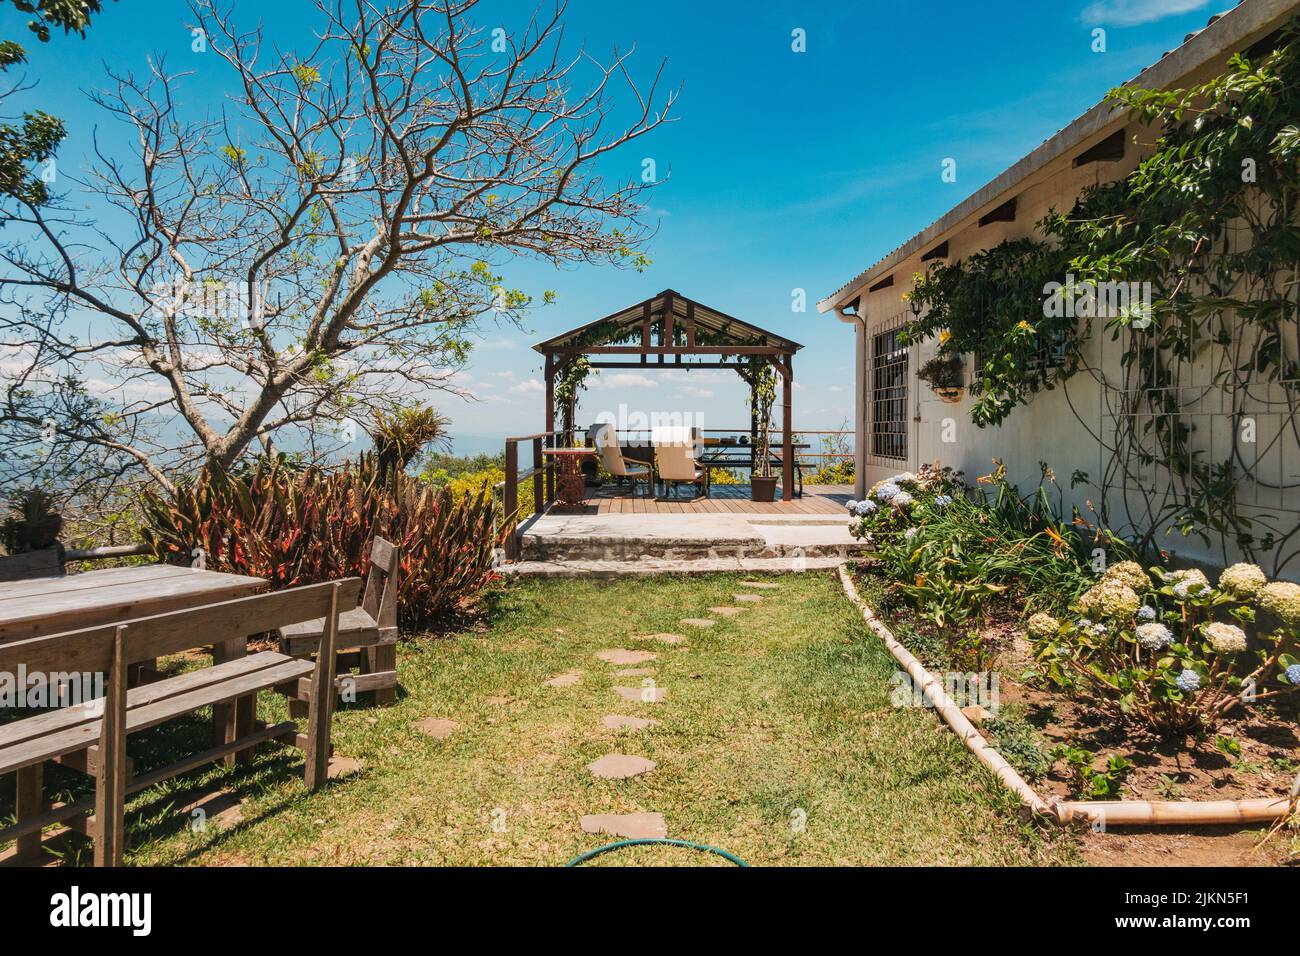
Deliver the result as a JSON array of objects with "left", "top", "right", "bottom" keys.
[{"left": 580, "top": 346, "right": 788, "bottom": 356}]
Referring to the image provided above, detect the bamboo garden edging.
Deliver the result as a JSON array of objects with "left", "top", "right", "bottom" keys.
[{"left": 837, "top": 565, "right": 1299, "bottom": 831}]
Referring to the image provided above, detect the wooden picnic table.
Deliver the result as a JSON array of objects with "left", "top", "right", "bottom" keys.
[
  {"left": 0, "top": 563, "right": 267, "bottom": 645},
  {"left": 0, "top": 563, "right": 270, "bottom": 769}
]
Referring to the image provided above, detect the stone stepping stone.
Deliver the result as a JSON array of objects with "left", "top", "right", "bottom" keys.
[
  {"left": 708, "top": 606, "right": 744, "bottom": 617},
  {"left": 327, "top": 755, "right": 363, "bottom": 779},
  {"left": 739, "top": 581, "right": 780, "bottom": 589},
  {"left": 543, "top": 671, "right": 582, "bottom": 688},
  {"left": 602, "top": 714, "right": 660, "bottom": 731},
  {"left": 412, "top": 717, "right": 461, "bottom": 740},
  {"left": 587, "top": 753, "right": 656, "bottom": 779},
  {"left": 596, "top": 649, "right": 658, "bottom": 666},
  {"left": 180, "top": 791, "right": 244, "bottom": 830},
  {"left": 642, "top": 633, "right": 686, "bottom": 645},
  {"left": 733, "top": 594, "right": 763, "bottom": 603},
  {"left": 614, "top": 685, "right": 668, "bottom": 704},
  {"left": 581, "top": 812, "right": 667, "bottom": 840},
  {"left": 615, "top": 667, "right": 653, "bottom": 677},
  {"left": 681, "top": 618, "right": 715, "bottom": 628}
]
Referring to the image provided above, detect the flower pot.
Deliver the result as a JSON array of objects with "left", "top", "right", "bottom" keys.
[
  {"left": 751, "top": 476, "right": 778, "bottom": 502},
  {"left": 934, "top": 386, "right": 965, "bottom": 404}
]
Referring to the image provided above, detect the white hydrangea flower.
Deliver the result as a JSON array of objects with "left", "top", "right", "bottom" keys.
[
  {"left": 1203, "top": 622, "right": 1247, "bottom": 653},
  {"left": 875, "top": 481, "right": 901, "bottom": 502},
  {"left": 1136, "top": 622, "right": 1173, "bottom": 650}
]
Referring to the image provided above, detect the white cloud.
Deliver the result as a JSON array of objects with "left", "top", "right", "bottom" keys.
[
  {"left": 1081, "top": 0, "right": 1210, "bottom": 27},
  {"left": 593, "top": 373, "right": 658, "bottom": 389},
  {"left": 495, "top": 370, "right": 516, "bottom": 378},
  {"left": 509, "top": 380, "right": 544, "bottom": 394}
]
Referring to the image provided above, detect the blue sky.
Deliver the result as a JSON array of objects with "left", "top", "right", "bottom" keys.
[{"left": 9, "top": 0, "right": 1230, "bottom": 453}]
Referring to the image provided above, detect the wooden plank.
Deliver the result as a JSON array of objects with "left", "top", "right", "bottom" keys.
[
  {"left": 0, "top": 564, "right": 188, "bottom": 602},
  {"left": 0, "top": 579, "right": 359, "bottom": 676},
  {"left": 14, "top": 763, "right": 43, "bottom": 861},
  {"left": 0, "top": 568, "right": 268, "bottom": 644},
  {"left": 0, "top": 657, "right": 313, "bottom": 775},
  {"left": 0, "top": 651, "right": 292, "bottom": 751}
]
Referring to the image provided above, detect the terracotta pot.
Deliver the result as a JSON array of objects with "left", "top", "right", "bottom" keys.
[
  {"left": 934, "top": 386, "right": 965, "bottom": 404},
  {"left": 751, "top": 476, "right": 778, "bottom": 502}
]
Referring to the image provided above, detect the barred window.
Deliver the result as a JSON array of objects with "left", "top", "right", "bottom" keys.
[{"left": 871, "top": 327, "right": 908, "bottom": 460}]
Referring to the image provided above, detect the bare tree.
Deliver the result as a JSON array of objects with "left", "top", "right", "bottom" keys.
[{"left": 0, "top": 0, "right": 674, "bottom": 496}]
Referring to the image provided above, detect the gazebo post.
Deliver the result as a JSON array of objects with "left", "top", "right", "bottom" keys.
[
  {"left": 544, "top": 353, "right": 555, "bottom": 503},
  {"left": 781, "top": 355, "right": 794, "bottom": 502}
]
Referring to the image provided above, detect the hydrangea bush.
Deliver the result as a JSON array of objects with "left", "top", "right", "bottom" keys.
[{"left": 1027, "top": 561, "right": 1300, "bottom": 735}]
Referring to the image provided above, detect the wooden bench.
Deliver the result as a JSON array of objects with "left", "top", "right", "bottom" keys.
[
  {"left": 279, "top": 538, "right": 400, "bottom": 707},
  {"left": 0, "top": 577, "right": 360, "bottom": 866}
]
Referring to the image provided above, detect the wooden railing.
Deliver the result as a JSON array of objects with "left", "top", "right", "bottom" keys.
[
  {"left": 494, "top": 426, "right": 852, "bottom": 561},
  {"left": 496, "top": 430, "right": 561, "bottom": 559}
]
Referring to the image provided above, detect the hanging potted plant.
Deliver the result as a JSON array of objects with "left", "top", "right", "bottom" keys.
[
  {"left": 748, "top": 360, "right": 779, "bottom": 502},
  {"left": 918, "top": 351, "right": 965, "bottom": 403}
]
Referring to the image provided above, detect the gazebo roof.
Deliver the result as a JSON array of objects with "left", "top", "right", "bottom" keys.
[{"left": 533, "top": 289, "right": 802, "bottom": 362}]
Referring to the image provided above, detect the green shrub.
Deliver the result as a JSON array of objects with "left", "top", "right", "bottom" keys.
[
  {"left": 983, "top": 715, "right": 1053, "bottom": 783},
  {"left": 1027, "top": 562, "right": 1300, "bottom": 736}
]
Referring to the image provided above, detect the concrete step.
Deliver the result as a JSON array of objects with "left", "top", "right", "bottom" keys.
[
  {"left": 502, "top": 556, "right": 854, "bottom": 579},
  {"left": 518, "top": 512, "right": 869, "bottom": 562}
]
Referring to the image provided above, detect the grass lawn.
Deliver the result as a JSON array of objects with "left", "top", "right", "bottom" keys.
[{"left": 11, "top": 571, "right": 1079, "bottom": 866}]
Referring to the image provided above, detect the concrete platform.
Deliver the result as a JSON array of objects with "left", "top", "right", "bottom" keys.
[{"left": 511, "top": 510, "right": 869, "bottom": 573}]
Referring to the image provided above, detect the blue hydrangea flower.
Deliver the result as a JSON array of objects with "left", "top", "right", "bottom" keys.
[
  {"left": 875, "top": 482, "right": 901, "bottom": 502},
  {"left": 1175, "top": 669, "right": 1201, "bottom": 693},
  {"left": 1285, "top": 664, "right": 1300, "bottom": 685},
  {"left": 933, "top": 494, "right": 953, "bottom": 509},
  {"left": 892, "top": 491, "right": 914, "bottom": 508},
  {"left": 1137, "top": 605, "right": 1157, "bottom": 622},
  {"left": 855, "top": 500, "right": 877, "bottom": 516},
  {"left": 845, "top": 499, "right": 859, "bottom": 513}
]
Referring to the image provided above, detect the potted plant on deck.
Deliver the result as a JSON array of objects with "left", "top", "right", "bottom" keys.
[{"left": 748, "top": 361, "right": 779, "bottom": 502}]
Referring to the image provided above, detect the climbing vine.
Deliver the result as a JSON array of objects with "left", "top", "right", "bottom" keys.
[{"left": 902, "top": 19, "right": 1300, "bottom": 573}]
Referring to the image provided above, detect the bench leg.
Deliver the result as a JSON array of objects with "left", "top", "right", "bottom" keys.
[
  {"left": 212, "top": 637, "right": 251, "bottom": 767},
  {"left": 14, "top": 763, "right": 44, "bottom": 863},
  {"left": 367, "top": 644, "right": 397, "bottom": 706}
]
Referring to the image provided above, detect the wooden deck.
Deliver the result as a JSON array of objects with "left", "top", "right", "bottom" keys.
[{"left": 558, "top": 484, "right": 853, "bottom": 516}]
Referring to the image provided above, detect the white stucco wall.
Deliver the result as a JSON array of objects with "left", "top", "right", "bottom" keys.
[{"left": 848, "top": 111, "right": 1299, "bottom": 578}]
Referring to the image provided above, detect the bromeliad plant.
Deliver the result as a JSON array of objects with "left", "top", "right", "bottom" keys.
[
  {"left": 140, "top": 454, "right": 502, "bottom": 628},
  {"left": 1027, "top": 560, "right": 1300, "bottom": 736}
]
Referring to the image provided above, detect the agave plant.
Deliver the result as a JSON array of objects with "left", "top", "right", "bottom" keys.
[{"left": 1, "top": 488, "right": 64, "bottom": 553}]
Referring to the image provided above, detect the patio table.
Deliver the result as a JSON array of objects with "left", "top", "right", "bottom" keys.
[
  {"left": 0, "top": 563, "right": 267, "bottom": 644},
  {"left": 0, "top": 563, "right": 269, "bottom": 764}
]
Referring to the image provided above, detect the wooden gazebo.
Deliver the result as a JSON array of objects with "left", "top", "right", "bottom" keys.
[{"left": 533, "top": 289, "right": 804, "bottom": 501}]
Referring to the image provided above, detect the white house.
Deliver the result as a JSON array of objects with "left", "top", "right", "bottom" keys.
[{"left": 818, "top": 0, "right": 1300, "bottom": 577}]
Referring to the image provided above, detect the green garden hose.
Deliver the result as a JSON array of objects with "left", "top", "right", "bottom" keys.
[{"left": 565, "top": 838, "right": 749, "bottom": 867}]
